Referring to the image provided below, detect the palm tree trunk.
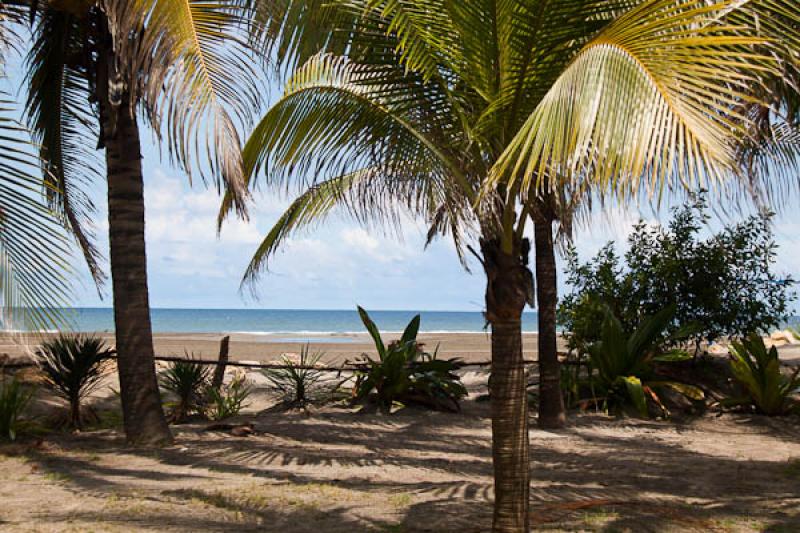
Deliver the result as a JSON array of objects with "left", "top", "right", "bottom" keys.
[
  {"left": 532, "top": 202, "right": 565, "bottom": 429},
  {"left": 481, "top": 237, "right": 532, "bottom": 533},
  {"left": 96, "top": 22, "right": 172, "bottom": 445}
]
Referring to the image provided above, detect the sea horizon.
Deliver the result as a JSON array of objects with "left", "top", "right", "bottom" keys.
[{"left": 51, "top": 307, "right": 541, "bottom": 334}]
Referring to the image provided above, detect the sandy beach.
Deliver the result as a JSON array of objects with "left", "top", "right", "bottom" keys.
[
  {"left": 4, "top": 331, "right": 800, "bottom": 367},
  {"left": 0, "top": 331, "right": 550, "bottom": 365}
]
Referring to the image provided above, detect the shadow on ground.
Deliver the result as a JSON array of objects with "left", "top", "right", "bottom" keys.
[{"left": 3, "top": 401, "right": 799, "bottom": 532}]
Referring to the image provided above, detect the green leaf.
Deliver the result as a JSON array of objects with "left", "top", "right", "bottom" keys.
[
  {"left": 620, "top": 376, "right": 648, "bottom": 418},
  {"left": 358, "top": 306, "right": 386, "bottom": 360},
  {"left": 649, "top": 381, "right": 705, "bottom": 401},
  {"left": 400, "top": 314, "right": 421, "bottom": 345}
]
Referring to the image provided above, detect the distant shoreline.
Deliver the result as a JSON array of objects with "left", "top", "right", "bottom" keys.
[{"left": 1, "top": 331, "right": 544, "bottom": 365}]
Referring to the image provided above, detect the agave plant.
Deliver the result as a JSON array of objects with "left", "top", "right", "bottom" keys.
[
  {"left": 262, "top": 344, "right": 326, "bottom": 407},
  {"left": 36, "top": 334, "right": 115, "bottom": 429},
  {"left": 727, "top": 335, "right": 800, "bottom": 415},
  {"left": 0, "top": 376, "right": 35, "bottom": 441},
  {"left": 159, "top": 356, "right": 211, "bottom": 423},
  {"left": 586, "top": 304, "right": 704, "bottom": 417},
  {"left": 206, "top": 372, "right": 253, "bottom": 421},
  {"left": 354, "top": 307, "right": 466, "bottom": 413}
]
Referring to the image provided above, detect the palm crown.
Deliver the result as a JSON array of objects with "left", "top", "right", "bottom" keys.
[
  {"left": 22, "top": 0, "right": 262, "bottom": 285},
  {"left": 233, "top": 2, "right": 800, "bottom": 530},
  {"left": 238, "top": 0, "right": 800, "bottom": 281}
]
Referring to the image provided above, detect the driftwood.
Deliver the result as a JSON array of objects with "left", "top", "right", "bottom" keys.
[{"left": 211, "top": 335, "right": 230, "bottom": 390}]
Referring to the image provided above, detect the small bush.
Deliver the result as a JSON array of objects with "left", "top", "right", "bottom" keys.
[
  {"left": 585, "top": 303, "right": 704, "bottom": 417},
  {"left": 726, "top": 334, "right": 800, "bottom": 415},
  {"left": 206, "top": 373, "right": 252, "bottom": 420},
  {"left": 559, "top": 193, "right": 795, "bottom": 354},
  {"left": 0, "top": 376, "right": 35, "bottom": 441},
  {"left": 159, "top": 356, "right": 211, "bottom": 423},
  {"left": 36, "top": 334, "right": 114, "bottom": 429},
  {"left": 354, "top": 306, "right": 466, "bottom": 413},
  {"left": 262, "top": 344, "right": 325, "bottom": 407}
]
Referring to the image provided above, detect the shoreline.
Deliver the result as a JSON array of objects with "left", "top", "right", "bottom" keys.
[
  {"left": 0, "top": 331, "right": 547, "bottom": 365},
  {"left": 5, "top": 330, "right": 799, "bottom": 366}
]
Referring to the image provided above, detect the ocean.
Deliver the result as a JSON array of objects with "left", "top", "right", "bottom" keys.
[{"left": 62, "top": 308, "right": 540, "bottom": 334}]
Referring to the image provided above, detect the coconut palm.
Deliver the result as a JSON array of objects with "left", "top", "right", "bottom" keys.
[
  {"left": 0, "top": 8, "right": 71, "bottom": 332},
  {"left": 17, "top": 0, "right": 259, "bottom": 444},
  {"left": 230, "top": 1, "right": 800, "bottom": 530}
]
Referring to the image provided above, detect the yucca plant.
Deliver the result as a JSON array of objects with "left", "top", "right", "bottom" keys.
[
  {"left": 0, "top": 376, "right": 35, "bottom": 441},
  {"left": 586, "top": 304, "right": 704, "bottom": 417},
  {"left": 262, "top": 344, "right": 325, "bottom": 407},
  {"left": 206, "top": 373, "right": 253, "bottom": 421},
  {"left": 727, "top": 334, "right": 800, "bottom": 415},
  {"left": 354, "top": 307, "right": 466, "bottom": 413},
  {"left": 159, "top": 356, "right": 211, "bottom": 423},
  {"left": 36, "top": 334, "right": 115, "bottom": 429}
]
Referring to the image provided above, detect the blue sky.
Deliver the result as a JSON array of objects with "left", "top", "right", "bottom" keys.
[{"left": 68, "top": 130, "right": 800, "bottom": 312}]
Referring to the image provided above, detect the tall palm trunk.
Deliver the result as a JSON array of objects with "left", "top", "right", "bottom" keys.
[
  {"left": 96, "top": 20, "right": 172, "bottom": 445},
  {"left": 533, "top": 201, "right": 565, "bottom": 429},
  {"left": 482, "top": 237, "right": 533, "bottom": 533}
]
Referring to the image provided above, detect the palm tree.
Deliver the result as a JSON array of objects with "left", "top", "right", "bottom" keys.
[
  {"left": 230, "top": 1, "right": 799, "bottom": 530},
  {"left": 18, "top": 0, "right": 258, "bottom": 444},
  {"left": 0, "top": 7, "right": 71, "bottom": 333}
]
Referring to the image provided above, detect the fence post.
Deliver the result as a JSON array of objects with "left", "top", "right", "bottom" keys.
[{"left": 211, "top": 335, "right": 230, "bottom": 390}]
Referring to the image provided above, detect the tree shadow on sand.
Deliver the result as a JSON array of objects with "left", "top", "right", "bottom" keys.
[{"left": 10, "top": 406, "right": 800, "bottom": 532}]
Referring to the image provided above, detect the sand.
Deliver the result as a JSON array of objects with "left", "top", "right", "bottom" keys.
[
  {"left": 1, "top": 370, "right": 799, "bottom": 532},
  {"left": 6, "top": 331, "right": 800, "bottom": 368},
  {"left": 0, "top": 331, "right": 552, "bottom": 365}
]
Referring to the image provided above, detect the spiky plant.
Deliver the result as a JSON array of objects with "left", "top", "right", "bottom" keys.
[
  {"left": 727, "top": 334, "right": 800, "bottom": 415},
  {"left": 206, "top": 372, "right": 252, "bottom": 421},
  {"left": 159, "top": 356, "right": 211, "bottom": 423},
  {"left": 0, "top": 376, "right": 35, "bottom": 441},
  {"left": 36, "top": 334, "right": 115, "bottom": 429},
  {"left": 586, "top": 304, "right": 704, "bottom": 417},
  {"left": 262, "top": 344, "right": 325, "bottom": 407}
]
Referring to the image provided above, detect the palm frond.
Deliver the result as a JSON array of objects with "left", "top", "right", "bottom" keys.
[
  {"left": 0, "top": 95, "right": 72, "bottom": 332},
  {"left": 240, "top": 52, "right": 472, "bottom": 198},
  {"left": 242, "top": 169, "right": 369, "bottom": 288},
  {"left": 24, "top": 7, "right": 105, "bottom": 288},
  {"left": 104, "top": 0, "right": 263, "bottom": 215},
  {"left": 491, "top": 0, "right": 781, "bottom": 200}
]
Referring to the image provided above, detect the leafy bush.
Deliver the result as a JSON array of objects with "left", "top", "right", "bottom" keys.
[
  {"left": 585, "top": 303, "right": 704, "bottom": 417},
  {"left": 36, "top": 334, "right": 114, "bottom": 429},
  {"left": 559, "top": 194, "right": 794, "bottom": 354},
  {"left": 0, "top": 376, "right": 35, "bottom": 441},
  {"left": 726, "top": 335, "right": 800, "bottom": 415},
  {"left": 263, "top": 344, "right": 325, "bottom": 407},
  {"left": 159, "top": 356, "right": 211, "bottom": 423},
  {"left": 206, "top": 373, "right": 252, "bottom": 420},
  {"left": 354, "top": 306, "right": 466, "bottom": 413}
]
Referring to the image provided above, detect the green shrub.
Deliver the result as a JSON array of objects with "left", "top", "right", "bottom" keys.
[
  {"left": 36, "top": 334, "right": 114, "bottom": 429},
  {"left": 354, "top": 306, "right": 466, "bottom": 413},
  {"left": 559, "top": 193, "right": 794, "bottom": 354},
  {"left": 726, "top": 334, "right": 800, "bottom": 415},
  {"left": 262, "top": 344, "right": 325, "bottom": 407},
  {"left": 159, "top": 356, "right": 211, "bottom": 423},
  {"left": 586, "top": 303, "right": 704, "bottom": 417},
  {"left": 206, "top": 373, "right": 252, "bottom": 420},
  {"left": 0, "top": 376, "right": 35, "bottom": 441}
]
